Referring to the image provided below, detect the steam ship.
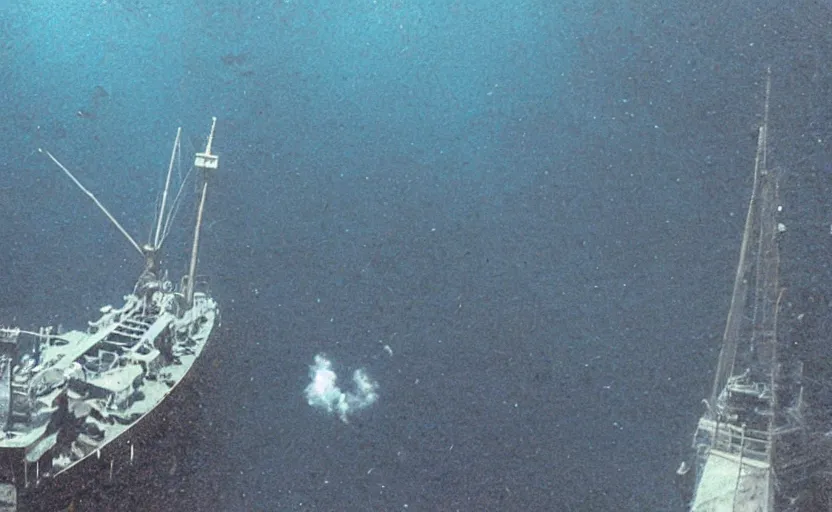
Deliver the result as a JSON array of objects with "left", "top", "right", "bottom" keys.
[{"left": 0, "top": 118, "right": 221, "bottom": 511}]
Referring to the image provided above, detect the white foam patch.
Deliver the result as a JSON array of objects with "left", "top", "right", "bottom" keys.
[{"left": 305, "top": 354, "right": 378, "bottom": 422}]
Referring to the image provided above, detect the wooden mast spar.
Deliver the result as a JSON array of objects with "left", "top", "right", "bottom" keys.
[{"left": 187, "top": 117, "right": 219, "bottom": 305}]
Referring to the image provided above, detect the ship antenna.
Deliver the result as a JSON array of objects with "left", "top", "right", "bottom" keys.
[
  {"left": 39, "top": 148, "right": 144, "bottom": 257},
  {"left": 186, "top": 117, "right": 219, "bottom": 305},
  {"left": 153, "top": 127, "right": 182, "bottom": 250}
]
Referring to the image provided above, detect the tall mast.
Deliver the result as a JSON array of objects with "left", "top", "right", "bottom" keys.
[
  {"left": 708, "top": 69, "right": 774, "bottom": 409},
  {"left": 39, "top": 148, "right": 145, "bottom": 257},
  {"left": 186, "top": 117, "right": 219, "bottom": 305},
  {"left": 153, "top": 127, "right": 182, "bottom": 250}
]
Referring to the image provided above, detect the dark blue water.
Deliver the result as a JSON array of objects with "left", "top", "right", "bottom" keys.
[{"left": 3, "top": 1, "right": 832, "bottom": 510}]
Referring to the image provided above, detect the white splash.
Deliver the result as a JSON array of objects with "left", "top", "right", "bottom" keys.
[{"left": 305, "top": 354, "right": 378, "bottom": 422}]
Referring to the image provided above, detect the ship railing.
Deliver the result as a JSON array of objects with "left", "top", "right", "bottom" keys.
[{"left": 695, "top": 416, "right": 772, "bottom": 462}]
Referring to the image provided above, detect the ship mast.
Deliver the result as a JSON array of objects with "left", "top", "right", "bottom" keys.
[
  {"left": 684, "top": 69, "right": 803, "bottom": 511},
  {"left": 708, "top": 70, "right": 774, "bottom": 409},
  {"left": 153, "top": 127, "right": 182, "bottom": 250},
  {"left": 40, "top": 119, "right": 218, "bottom": 289},
  {"left": 186, "top": 117, "right": 219, "bottom": 305},
  {"left": 38, "top": 149, "right": 145, "bottom": 257},
  {"left": 141, "top": 126, "right": 184, "bottom": 275}
]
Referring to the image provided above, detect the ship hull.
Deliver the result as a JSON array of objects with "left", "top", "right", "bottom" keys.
[
  {"left": 4, "top": 341, "right": 214, "bottom": 512},
  {"left": 0, "top": 287, "right": 218, "bottom": 512}
]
